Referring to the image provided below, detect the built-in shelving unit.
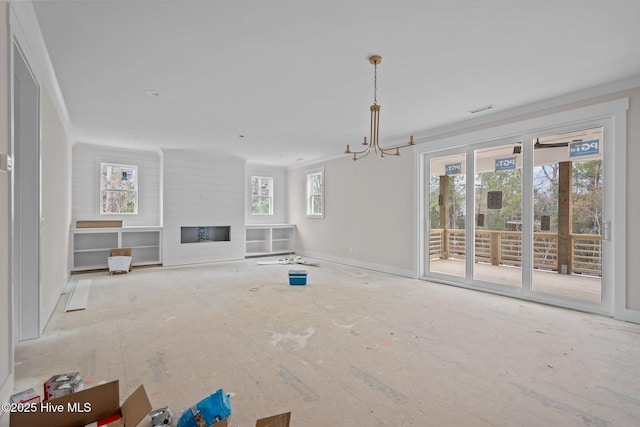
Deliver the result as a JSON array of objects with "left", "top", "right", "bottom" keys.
[
  {"left": 245, "top": 224, "right": 295, "bottom": 257},
  {"left": 72, "top": 227, "right": 162, "bottom": 271}
]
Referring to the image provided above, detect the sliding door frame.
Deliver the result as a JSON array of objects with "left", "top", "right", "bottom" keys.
[{"left": 466, "top": 136, "right": 526, "bottom": 292}]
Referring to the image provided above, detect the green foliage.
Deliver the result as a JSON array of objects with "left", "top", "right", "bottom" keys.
[
  {"left": 475, "top": 170, "right": 521, "bottom": 231},
  {"left": 429, "top": 175, "right": 465, "bottom": 229},
  {"left": 534, "top": 165, "right": 558, "bottom": 232},
  {"left": 429, "top": 160, "right": 602, "bottom": 235},
  {"left": 102, "top": 190, "right": 136, "bottom": 214},
  {"left": 572, "top": 160, "right": 602, "bottom": 234},
  {"left": 251, "top": 176, "right": 273, "bottom": 215},
  {"left": 101, "top": 164, "right": 137, "bottom": 214},
  {"left": 251, "top": 198, "right": 271, "bottom": 215},
  {"left": 429, "top": 177, "right": 441, "bottom": 227}
]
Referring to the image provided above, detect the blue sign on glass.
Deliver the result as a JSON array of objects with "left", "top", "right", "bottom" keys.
[
  {"left": 445, "top": 162, "right": 462, "bottom": 175},
  {"left": 495, "top": 156, "right": 517, "bottom": 171},
  {"left": 569, "top": 139, "right": 599, "bottom": 158}
]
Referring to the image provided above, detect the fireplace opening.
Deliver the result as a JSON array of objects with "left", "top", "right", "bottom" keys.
[{"left": 180, "top": 226, "right": 230, "bottom": 243}]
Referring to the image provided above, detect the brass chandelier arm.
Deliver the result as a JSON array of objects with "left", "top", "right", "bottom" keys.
[
  {"left": 345, "top": 135, "right": 415, "bottom": 161},
  {"left": 378, "top": 136, "right": 416, "bottom": 156},
  {"left": 344, "top": 138, "right": 372, "bottom": 161},
  {"left": 349, "top": 149, "right": 372, "bottom": 161}
]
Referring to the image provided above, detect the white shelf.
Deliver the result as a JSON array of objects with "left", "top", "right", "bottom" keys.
[
  {"left": 245, "top": 224, "right": 295, "bottom": 257},
  {"left": 72, "top": 226, "right": 162, "bottom": 271},
  {"left": 74, "top": 247, "right": 116, "bottom": 253}
]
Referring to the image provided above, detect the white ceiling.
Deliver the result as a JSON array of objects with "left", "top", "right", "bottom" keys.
[{"left": 31, "top": 0, "right": 640, "bottom": 167}]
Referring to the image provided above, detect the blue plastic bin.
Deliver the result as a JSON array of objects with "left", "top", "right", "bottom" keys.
[{"left": 289, "top": 270, "right": 307, "bottom": 285}]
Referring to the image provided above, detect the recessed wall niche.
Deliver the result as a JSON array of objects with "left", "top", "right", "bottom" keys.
[{"left": 180, "top": 226, "right": 230, "bottom": 244}]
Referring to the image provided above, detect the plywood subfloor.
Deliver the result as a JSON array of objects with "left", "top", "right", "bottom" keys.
[{"left": 14, "top": 259, "right": 640, "bottom": 426}]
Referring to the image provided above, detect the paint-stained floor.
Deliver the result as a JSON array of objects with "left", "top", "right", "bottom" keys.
[{"left": 13, "top": 259, "right": 640, "bottom": 426}]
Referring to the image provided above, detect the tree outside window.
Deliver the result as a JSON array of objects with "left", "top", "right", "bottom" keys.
[
  {"left": 100, "top": 163, "right": 138, "bottom": 214},
  {"left": 306, "top": 167, "right": 324, "bottom": 218},
  {"left": 251, "top": 176, "right": 273, "bottom": 215}
]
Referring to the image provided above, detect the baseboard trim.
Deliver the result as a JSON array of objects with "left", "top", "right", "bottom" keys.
[
  {"left": 297, "top": 251, "right": 416, "bottom": 279},
  {"left": 616, "top": 307, "right": 640, "bottom": 324}
]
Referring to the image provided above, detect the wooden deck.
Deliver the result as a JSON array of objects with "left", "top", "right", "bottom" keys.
[{"left": 429, "top": 258, "right": 601, "bottom": 302}]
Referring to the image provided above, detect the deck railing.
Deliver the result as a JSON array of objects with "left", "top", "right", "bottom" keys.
[
  {"left": 572, "top": 234, "right": 603, "bottom": 276},
  {"left": 429, "top": 229, "right": 602, "bottom": 277}
]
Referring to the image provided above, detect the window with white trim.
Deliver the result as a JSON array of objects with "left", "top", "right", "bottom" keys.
[
  {"left": 306, "top": 167, "right": 324, "bottom": 218},
  {"left": 100, "top": 162, "right": 138, "bottom": 214},
  {"left": 251, "top": 176, "right": 273, "bottom": 215}
]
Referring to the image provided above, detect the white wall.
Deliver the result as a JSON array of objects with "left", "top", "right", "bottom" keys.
[
  {"left": 245, "top": 163, "right": 288, "bottom": 225},
  {"left": 624, "top": 89, "right": 640, "bottom": 312},
  {"left": 162, "top": 149, "right": 245, "bottom": 266},
  {"left": 39, "top": 87, "right": 71, "bottom": 332},
  {"left": 72, "top": 143, "right": 161, "bottom": 227},
  {"left": 288, "top": 154, "right": 416, "bottom": 277}
]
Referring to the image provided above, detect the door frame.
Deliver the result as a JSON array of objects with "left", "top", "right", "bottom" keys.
[
  {"left": 415, "top": 98, "right": 629, "bottom": 319},
  {"left": 11, "top": 39, "right": 41, "bottom": 341},
  {"left": 420, "top": 146, "right": 470, "bottom": 285},
  {"left": 520, "top": 121, "right": 611, "bottom": 313},
  {"left": 466, "top": 136, "right": 525, "bottom": 292}
]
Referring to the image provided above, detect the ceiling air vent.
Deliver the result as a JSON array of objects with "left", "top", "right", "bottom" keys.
[{"left": 468, "top": 104, "right": 495, "bottom": 114}]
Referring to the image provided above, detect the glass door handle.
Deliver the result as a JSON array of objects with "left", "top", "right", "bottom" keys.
[{"left": 603, "top": 221, "right": 611, "bottom": 241}]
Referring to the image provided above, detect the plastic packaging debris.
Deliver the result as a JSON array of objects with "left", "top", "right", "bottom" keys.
[
  {"left": 177, "top": 389, "right": 232, "bottom": 427},
  {"left": 150, "top": 406, "right": 173, "bottom": 426},
  {"left": 257, "top": 255, "right": 320, "bottom": 267}
]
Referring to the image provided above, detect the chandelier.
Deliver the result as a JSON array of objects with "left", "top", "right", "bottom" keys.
[{"left": 345, "top": 55, "right": 415, "bottom": 161}]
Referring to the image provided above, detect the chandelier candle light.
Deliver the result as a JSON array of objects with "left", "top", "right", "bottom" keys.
[{"left": 345, "top": 55, "right": 415, "bottom": 161}]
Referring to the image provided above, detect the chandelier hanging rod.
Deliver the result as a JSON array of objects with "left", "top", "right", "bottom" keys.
[{"left": 344, "top": 55, "right": 415, "bottom": 161}]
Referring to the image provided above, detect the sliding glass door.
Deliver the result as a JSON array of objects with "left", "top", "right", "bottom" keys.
[
  {"left": 421, "top": 119, "right": 613, "bottom": 314},
  {"left": 426, "top": 152, "right": 466, "bottom": 278},
  {"left": 530, "top": 126, "right": 604, "bottom": 303},
  {"left": 473, "top": 143, "right": 523, "bottom": 288}
]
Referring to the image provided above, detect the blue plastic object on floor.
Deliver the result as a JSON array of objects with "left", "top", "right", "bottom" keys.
[
  {"left": 289, "top": 270, "right": 307, "bottom": 285},
  {"left": 177, "top": 389, "right": 232, "bottom": 427}
]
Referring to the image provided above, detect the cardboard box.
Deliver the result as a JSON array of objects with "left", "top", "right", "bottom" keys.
[
  {"left": 109, "top": 248, "right": 131, "bottom": 258},
  {"left": 255, "top": 411, "right": 291, "bottom": 427},
  {"left": 85, "top": 413, "right": 123, "bottom": 426},
  {"left": 109, "top": 248, "right": 132, "bottom": 272},
  {"left": 204, "top": 411, "right": 291, "bottom": 427},
  {"left": 76, "top": 220, "right": 123, "bottom": 228},
  {"left": 11, "top": 380, "right": 151, "bottom": 427}
]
